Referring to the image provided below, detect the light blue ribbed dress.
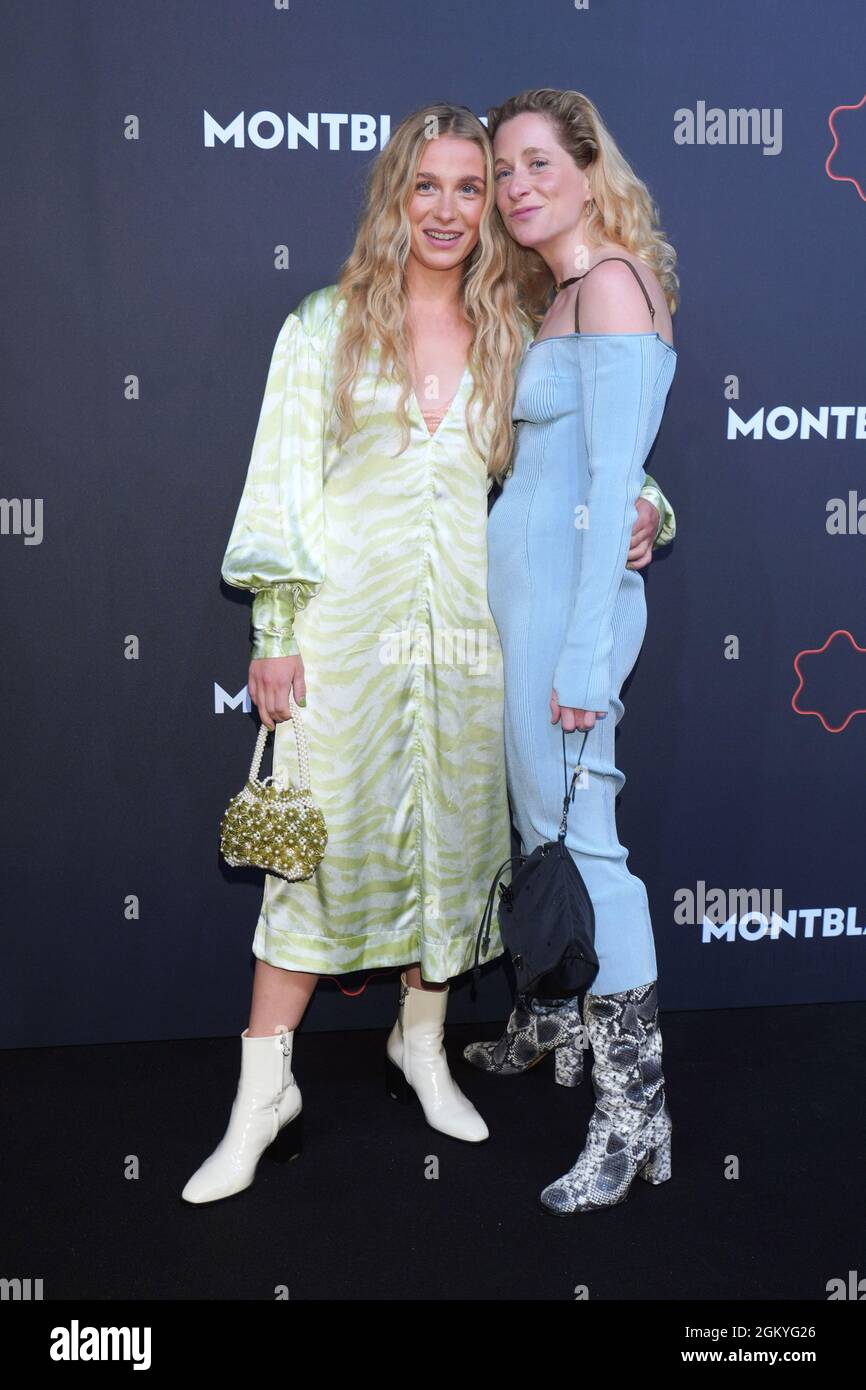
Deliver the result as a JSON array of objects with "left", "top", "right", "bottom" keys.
[{"left": 487, "top": 322, "right": 677, "bottom": 996}]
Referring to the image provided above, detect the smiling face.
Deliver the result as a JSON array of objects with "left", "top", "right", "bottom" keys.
[
  {"left": 492, "top": 110, "right": 591, "bottom": 252},
  {"left": 406, "top": 133, "right": 487, "bottom": 271}
]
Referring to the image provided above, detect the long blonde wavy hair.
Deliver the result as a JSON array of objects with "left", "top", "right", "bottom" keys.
[
  {"left": 331, "top": 103, "right": 529, "bottom": 481},
  {"left": 486, "top": 88, "right": 680, "bottom": 325}
]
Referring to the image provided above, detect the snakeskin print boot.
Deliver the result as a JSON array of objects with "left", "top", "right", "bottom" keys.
[
  {"left": 462, "top": 994, "right": 585, "bottom": 1085},
  {"left": 633, "top": 979, "right": 673, "bottom": 1184},
  {"left": 538, "top": 980, "right": 671, "bottom": 1214}
]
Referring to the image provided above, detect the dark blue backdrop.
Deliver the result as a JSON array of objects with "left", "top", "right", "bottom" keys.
[{"left": 3, "top": 0, "right": 866, "bottom": 1048}]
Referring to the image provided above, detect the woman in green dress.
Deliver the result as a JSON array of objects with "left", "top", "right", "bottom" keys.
[{"left": 182, "top": 103, "right": 674, "bottom": 1205}]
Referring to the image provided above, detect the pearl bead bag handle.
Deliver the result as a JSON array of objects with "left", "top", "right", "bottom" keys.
[
  {"left": 248, "top": 689, "right": 311, "bottom": 792},
  {"left": 220, "top": 686, "right": 327, "bottom": 879}
]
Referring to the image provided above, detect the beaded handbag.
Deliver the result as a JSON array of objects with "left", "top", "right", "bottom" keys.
[{"left": 220, "top": 690, "right": 327, "bottom": 880}]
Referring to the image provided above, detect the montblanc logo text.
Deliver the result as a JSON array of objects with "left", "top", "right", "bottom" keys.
[
  {"left": 727, "top": 405, "right": 866, "bottom": 440},
  {"left": 691, "top": 906, "right": 863, "bottom": 943},
  {"left": 204, "top": 111, "right": 392, "bottom": 150},
  {"left": 214, "top": 683, "right": 253, "bottom": 714}
]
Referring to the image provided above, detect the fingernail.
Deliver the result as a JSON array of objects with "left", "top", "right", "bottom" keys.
[{"left": 298, "top": 697, "right": 306, "bottom": 707}]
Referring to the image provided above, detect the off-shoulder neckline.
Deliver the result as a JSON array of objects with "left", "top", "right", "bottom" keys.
[{"left": 529, "top": 331, "right": 677, "bottom": 356}]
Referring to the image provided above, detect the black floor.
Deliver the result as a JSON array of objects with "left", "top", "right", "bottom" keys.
[{"left": 3, "top": 1002, "right": 864, "bottom": 1301}]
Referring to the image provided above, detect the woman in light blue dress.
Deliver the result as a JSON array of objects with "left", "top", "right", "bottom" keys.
[{"left": 465, "top": 89, "right": 678, "bottom": 1214}]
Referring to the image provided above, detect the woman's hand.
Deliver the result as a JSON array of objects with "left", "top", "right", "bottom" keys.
[
  {"left": 553, "top": 500, "right": 654, "bottom": 732},
  {"left": 626, "top": 496, "right": 659, "bottom": 570},
  {"left": 248, "top": 654, "right": 307, "bottom": 731},
  {"left": 550, "top": 688, "right": 606, "bottom": 733}
]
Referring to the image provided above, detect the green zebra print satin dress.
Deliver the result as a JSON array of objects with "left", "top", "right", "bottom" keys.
[{"left": 220, "top": 283, "right": 675, "bottom": 981}]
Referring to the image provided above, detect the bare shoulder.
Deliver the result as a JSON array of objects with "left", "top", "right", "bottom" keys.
[{"left": 577, "top": 249, "right": 668, "bottom": 337}]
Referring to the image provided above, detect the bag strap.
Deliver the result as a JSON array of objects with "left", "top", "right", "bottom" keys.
[
  {"left": 472, "top": 853, "right": 525, "bottom": 988},
  {"left": 249, "top": 689, "right": 311, "bottom": 791},
  {"left": 470, "top": 724, "right": 592, "bottom": 995},
  {"left": 559, "top": 725, "right": 590, "bottom": 839}
]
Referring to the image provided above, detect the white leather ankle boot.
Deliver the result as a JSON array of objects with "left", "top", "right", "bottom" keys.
[
  {"left": 181, "top": 1026, "right": 303, "bottom": 1205},
  {"left": 385, "top": 972, "right": 488, "bottom": 1142}
]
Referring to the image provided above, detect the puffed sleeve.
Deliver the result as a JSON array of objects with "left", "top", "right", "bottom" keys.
[
  {"left": 221, "top": 309, "right": 325, "bottom": 659},
  {"left": 553, "top": 335, "right": 665, "bottom": 711},
  {"left": 640, "top": 471, "right": 676, "bottom": 547}
]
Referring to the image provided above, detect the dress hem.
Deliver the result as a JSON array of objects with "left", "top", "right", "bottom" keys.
[{"left": 251, "top": 914, "right": 504, "bottom": 984}]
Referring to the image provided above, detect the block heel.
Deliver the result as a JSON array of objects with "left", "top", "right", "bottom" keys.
[
  {"left": 385, "top": 1053, "right": 415, "bottom": 1105},
  {"left": 265, "top": 1108, "right": 304, "bottom": 1164},
  {"left": 638, "top": 1132, "right": 672, "bottom": 1185}
]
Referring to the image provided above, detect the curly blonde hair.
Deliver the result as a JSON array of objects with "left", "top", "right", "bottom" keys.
[
  {"left": 331, "top": 103, "right": 530, "bottom": 481},
  {"left": 487, "top": 88, "right": 680, "bottom": 325}
]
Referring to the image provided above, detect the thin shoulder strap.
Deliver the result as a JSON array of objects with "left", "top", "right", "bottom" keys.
[{"left": 574, "top": 256, "right": 655, "bottom": 333}]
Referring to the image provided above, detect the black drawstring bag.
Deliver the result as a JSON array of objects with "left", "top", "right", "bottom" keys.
[{"left": 473, "top": 726, "right": 599, "bottom": 1001}]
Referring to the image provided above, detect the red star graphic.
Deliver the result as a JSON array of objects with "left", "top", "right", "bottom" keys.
[
  {"left": 826, "top": 94, "right": 866, "bottom": 202},
  {"left": 792, "top": 629, "right": 866, "bottom": 732}
]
